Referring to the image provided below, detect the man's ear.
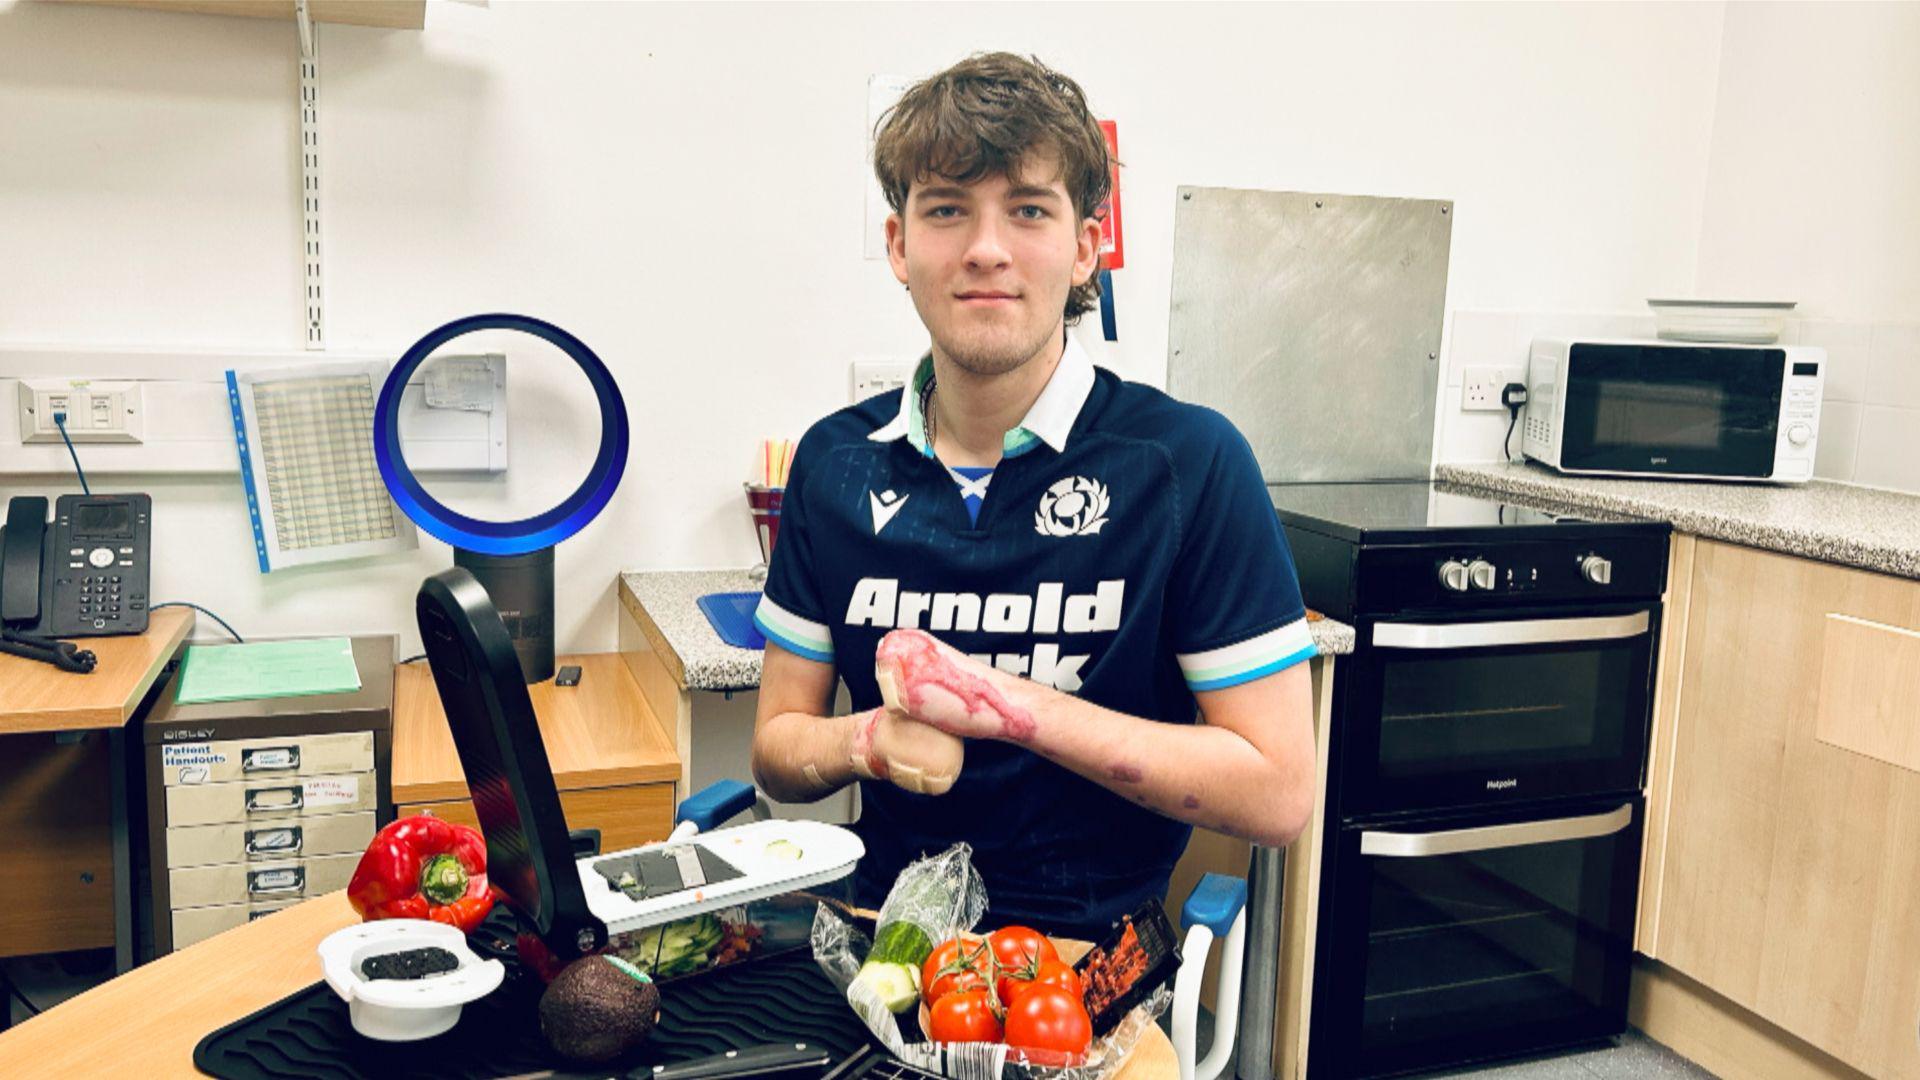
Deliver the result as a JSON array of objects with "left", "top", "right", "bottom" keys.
[
  {"left": 885, "top": 213, "right": 909, "bottom": 285},
  {"left": 1072, "top": 216, "right": 1103, "bottom": 286}
]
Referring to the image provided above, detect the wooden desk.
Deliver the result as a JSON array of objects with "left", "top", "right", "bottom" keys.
[
  {"left": 0, "top": 889, "right": 1178, "bottom": 1080},
  {"left": 0, "top": 607, "right": 192, "bottom": 734},
  {"left": 0, "top": 607, "right": 193, "bottom": 970},
  {"left": 392, "top": 653, "right": 681, "bottom": 851}
]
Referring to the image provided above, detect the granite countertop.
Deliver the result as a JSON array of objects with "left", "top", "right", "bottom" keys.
[
  {"left": 1435, "top": 462, "right": 1920, "bottom": 581},
  {"left": 619, "top": 569, "right": 1354, "bottom": 693}
]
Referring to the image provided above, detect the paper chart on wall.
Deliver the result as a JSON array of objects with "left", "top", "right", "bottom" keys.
[{"left": 226, "top": 359, "right": 418, "bottom": 573}]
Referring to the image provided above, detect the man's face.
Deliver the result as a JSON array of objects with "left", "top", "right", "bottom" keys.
[{"left": 886, "top": 154, "right": 1102, "bottom": 377}]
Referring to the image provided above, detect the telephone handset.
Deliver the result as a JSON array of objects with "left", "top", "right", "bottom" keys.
[{"left": 0, "top": 494, "right": 153, "bottom": 673}]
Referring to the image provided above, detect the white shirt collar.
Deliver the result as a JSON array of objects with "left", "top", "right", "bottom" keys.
[{"left": 867, "top": 334, "right": 1096, "bottom": 456}]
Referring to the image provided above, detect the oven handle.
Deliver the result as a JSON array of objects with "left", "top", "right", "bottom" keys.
[
  {"left": 1372, "top": 611, "right": 1649, "bottom": 650},
  {"left": 1360, "top": 802, "right": 1634, "bottom": 858}
]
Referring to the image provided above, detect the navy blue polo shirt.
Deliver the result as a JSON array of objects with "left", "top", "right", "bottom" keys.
[{"left": 754, "top": 337, "right": 1313, "bottom": 938}]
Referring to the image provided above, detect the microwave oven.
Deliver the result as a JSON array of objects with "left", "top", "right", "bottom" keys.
[{"left": 1523, "top": 338, "right": 1826, "bottom": 483}]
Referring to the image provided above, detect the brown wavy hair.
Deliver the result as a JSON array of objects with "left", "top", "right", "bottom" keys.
[{"left": 873, "top": 52, "right": 1112, "bottom": 324}]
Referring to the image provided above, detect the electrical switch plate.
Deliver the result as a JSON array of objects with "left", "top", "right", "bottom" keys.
[
  {"left": 17, "top": 379, "right": 146, "bottom": 443},
  {"left": 1462, "top": 367, "right": 1524, "bottom": 412},
  {"left": 850, "top": 360, "right": 913, "bottom": 405}
]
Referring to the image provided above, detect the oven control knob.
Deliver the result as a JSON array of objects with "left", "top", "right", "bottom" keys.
[
  {"left": 1468, "top": 559, "right": 1497, "bottom": 591},
  {"left": 1787, "top": 423, "right": 1813, "bottom": 446},
  {"left": 1437, "top": 560, "right": 1471, "bottom": 593},
  {"left": 1581, "top": 554, "right": 1614, "bottom": 585}
]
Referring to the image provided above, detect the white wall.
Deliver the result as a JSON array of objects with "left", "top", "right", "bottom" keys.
[
  {"left": 1696, "top": 1, "right": 1920, "bottom": 492},
  {"left": 2, "top": 0, "right": 1731, "bottom": 652}
]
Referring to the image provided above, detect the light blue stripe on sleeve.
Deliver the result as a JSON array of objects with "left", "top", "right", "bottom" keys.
[
  {"left": 753, "top": 609, "right": 834, "bottom": 663},
  {"left": 1186, "top": 641, "right": 1318, "bottom": 691}
]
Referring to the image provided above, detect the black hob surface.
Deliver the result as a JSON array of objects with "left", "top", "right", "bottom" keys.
[
  {"left": 1268, "top": 481, "right": 1662, "bottom": 545},
  {"left": 1268, "top": 482, "right": 1671, "bottom": 620}
]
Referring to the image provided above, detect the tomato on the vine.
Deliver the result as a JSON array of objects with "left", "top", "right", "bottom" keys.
[
  {"left": 921, "top": 935, "right": 992, "bottom": 1006},
  {"left": 1003, "top": 984, "right": 1092, "bottom": 1060},
  {"left": 987, "top": 926, "right": 1061, "bottom": 1006},
  {"left": 927, "top": 987, "right": 1004, "bottom": 1044},
  {"left": 1009, "top": 958, "right": 1081, "bottom": 1006}
]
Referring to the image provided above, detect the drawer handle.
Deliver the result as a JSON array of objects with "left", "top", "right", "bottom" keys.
[
  {"left": 244, "top": 785, "right": 304, "bottom": 813},
  {"left": 245, "top": 826, "right": 303, "bottom": 857},
  {"left": 248, "top": 866, "right": 306, "bottom": 896},
  {"left": 1373, "top": 611, "right": 1650, "bottom": 650},
  {"left": 1361, "top": 802, "right": 1635, "bottom": 858},
  {"left": 243, "top": 745, "right": 301, "bottom": 772}
]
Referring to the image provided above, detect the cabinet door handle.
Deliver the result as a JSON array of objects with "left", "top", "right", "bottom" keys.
[
  {"left": 244, "top": 785, "right": 304, "bottom": 813},
  {"left": 1361, "top": 802, "right": 1634, "bottom": 858}
]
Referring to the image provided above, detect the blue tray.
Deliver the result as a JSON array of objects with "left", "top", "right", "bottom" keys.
[{"left": 697, "top": 591, "right": 766, "bottom": 650}]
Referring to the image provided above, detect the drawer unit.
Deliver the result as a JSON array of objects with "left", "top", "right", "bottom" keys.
[
  {"left": 166, "top": 811, "right": 376, "bottom": 869},
  {"left": 169, "top": 852, "right": 359, "bottom": 910},
  {"left": 165, "top": 771, "right": 377, "bottom": 828},
  {"left": 159, "top": 731, "right": 373, "bottom": 787},
  {"left": 171, "top": 899, "right": 302, "bottom": 950},
  {"left": 142, "top": 635, "right": 396, "bottom": 957}
]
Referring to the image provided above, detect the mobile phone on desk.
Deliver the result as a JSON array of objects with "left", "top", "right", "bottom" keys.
[{"left": 556, "top": 664, "right": 582, "bottom": 687}]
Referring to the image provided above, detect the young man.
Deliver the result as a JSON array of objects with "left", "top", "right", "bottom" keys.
[{"left": 752, "top": 52, "right": 1315, "bottom": 940}]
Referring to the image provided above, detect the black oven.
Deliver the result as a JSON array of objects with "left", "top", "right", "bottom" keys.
[
  {"left": 1270, "top": 481, "right": 1670, "bottom": 1080},
  {"left": 1308, "top": 795, "right": 1643, "bottom": 1079},
  {"left": 1337, "top": 603, "right": 1657, "bottom": 816}
]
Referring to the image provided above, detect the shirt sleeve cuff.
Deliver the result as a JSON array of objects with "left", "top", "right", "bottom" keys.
[
  {"left": 754, "top": 595, "right": 834, "bottom": 663},
  {"left": 1177, "top": 617, "right": 1317, "bottom": 691}
]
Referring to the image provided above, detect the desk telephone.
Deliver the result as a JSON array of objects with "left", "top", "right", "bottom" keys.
[{"left": 0, "top": 494, "right": 152, "bottom": 672}]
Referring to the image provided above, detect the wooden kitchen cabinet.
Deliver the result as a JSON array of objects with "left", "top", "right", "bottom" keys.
[
  {"left": 1639, "top": 537, "right": 1920, "bottom": 1079},
  {"left": 392, "top": 654, "right": 681, "bottom": 854}
]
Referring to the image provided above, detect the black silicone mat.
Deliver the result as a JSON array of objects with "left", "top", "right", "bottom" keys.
[{"left": 193, "top": 914, "right": 882, "bottom": 1080}]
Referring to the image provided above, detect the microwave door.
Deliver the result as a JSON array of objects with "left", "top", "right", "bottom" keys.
[{"left": 1560, "top": 344, "right": 1784, "bottom": 477}]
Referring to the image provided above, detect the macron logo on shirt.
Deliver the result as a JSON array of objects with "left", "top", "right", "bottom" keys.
[{"left": 869, "top": 490, "right": 909, "bottom": 535}]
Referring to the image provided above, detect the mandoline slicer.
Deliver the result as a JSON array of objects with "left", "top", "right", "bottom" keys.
[{"left": 415, "top": 566, "right": 865, "bottom": 964}]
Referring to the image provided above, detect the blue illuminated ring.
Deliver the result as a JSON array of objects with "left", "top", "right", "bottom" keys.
[{"left": 375, "top": 313, "right": 628, "bottom": 556}]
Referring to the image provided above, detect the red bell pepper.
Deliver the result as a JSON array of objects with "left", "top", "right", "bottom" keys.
[{"left": 347, "top": 813, "right": 495, "bottom": 932}]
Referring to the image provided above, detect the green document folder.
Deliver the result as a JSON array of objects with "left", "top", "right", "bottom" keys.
[{"left": 175, "top": 637, "right": 362, "bottom": 705}]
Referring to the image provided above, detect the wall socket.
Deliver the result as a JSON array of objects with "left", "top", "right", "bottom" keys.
[
  {"left": 1462, "top": 367, "right": 1525, "bottom": 412},
  {"left": 17, "top": 379, "right": 145, "bottom": 443},
  {"left": 850, "top": 360, "right": 913, "bottom": 404}
]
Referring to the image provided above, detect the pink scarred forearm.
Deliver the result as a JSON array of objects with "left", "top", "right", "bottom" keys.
[
  {"left": 872, "top": 628, "right": 1314, "bottom": 847},
  {"left": 874, "top": 629, "right": 1037, "bottom": 741},
  {"left": 848, "top": 708, "right": 890, "bottom": 781}
]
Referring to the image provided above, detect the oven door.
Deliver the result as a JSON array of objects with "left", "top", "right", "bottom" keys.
[
  {"left": 1339, "top": 604, "right": 1656, "bottom": 816},
  {"left": 1308, "top": 797, "right": 1642, "bottom": 1080},
  {"left": 1558, "top": 342, "right": 1785, "bottom": 477}
]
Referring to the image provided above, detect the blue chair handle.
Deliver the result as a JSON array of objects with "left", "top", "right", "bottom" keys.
[
  {"left": 1182, "top": 872, "right": 1248, "bottom": 938},
  {"left": 675, "top": 779, "right": 757, "bottom": 832}
]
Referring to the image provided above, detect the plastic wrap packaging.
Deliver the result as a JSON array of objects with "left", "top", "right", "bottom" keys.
[{"left": 811, "top": 845, "right": 1173, "bottom": 1080}]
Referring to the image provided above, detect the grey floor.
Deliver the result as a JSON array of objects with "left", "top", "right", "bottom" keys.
[
  {"left": 1172, "top": 1005, "right": 1718, "bottom": 1080},
  {"left": 1417, "top": 1028, "right": 1717, "bottom": 1079}
]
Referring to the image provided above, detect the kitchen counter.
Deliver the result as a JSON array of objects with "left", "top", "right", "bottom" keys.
[
  {"left": 1436, "top": 461, "right": 1920, "bottom": 581},
  {"left": 620, "top": 569, "right": 1355, "bottom": 693},
  {"left": 0, "top": 890, "right": 1178, "bottom": 1080}
]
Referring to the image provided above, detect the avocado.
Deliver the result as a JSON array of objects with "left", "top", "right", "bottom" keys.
[{"left": 538, "top": 954, "right": 662, "bottom": 1066}]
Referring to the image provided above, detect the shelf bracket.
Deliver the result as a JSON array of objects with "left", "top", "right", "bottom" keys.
[{"left": 296, "top": 0, "right": 325, "bottom": 349}]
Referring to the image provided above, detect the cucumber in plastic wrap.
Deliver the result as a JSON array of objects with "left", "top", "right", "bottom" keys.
[{"left": 848, "top": 844, "right": 987, "bottom": 1014}]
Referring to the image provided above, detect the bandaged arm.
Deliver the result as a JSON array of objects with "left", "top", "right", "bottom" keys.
[{"left": 751, "top": 640, "right": 964, "bottom": 801}]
